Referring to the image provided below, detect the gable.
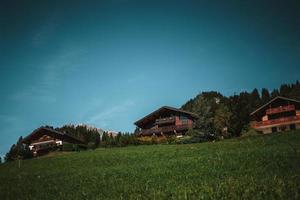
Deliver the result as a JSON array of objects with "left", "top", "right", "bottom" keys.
[
  {"left": 251, "top": 96, "right": 300, "bottom": 119},
  {"left": 22, "top": 127, "right": 85, "bottom": 145},
  {"left": 134, "top": 106, "right": 198, "bottom": 128}
]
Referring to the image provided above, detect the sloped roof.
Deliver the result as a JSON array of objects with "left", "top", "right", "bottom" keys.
[
  {"left": 250, "top": 96, "right": 300, "bottom": 116},
  {"left": 22, "top": 127, "right": 85, "bottom": 145},
  {"left": 134, "top": 106, "right": 198, "bottom": 127}
]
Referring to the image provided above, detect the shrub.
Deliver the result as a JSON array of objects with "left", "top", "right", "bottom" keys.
[
  {"left": 62, "top": 143, "right": 74, "bottom": 151},
  {"left": 137, "top": 136, "right": 153, "bottom": 145},
  {"left": 87, "top": 142, "right": 97, "bottom": 150},
  {"left": 240, "top": 129, "right": 260, "bottom": 138},
  {"left": 175, "top": 129, "right": 217, "bottom": 144},
  {"left": 186, "top": 128, "right": 201, "bottom": 137},
  {"left": 166, "top": 135, "right": 176, "bottom": 144},
  {"left": 151, "top": 135, "right": 158, "bottom": 144}
]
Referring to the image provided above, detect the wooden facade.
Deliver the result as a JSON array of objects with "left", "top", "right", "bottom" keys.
[
  {"left": 250, "top": 96, "right": 300, "bottom": 134},
  {"left": 134, "top": 106, "right": 198, "bottom": 136},
  {"left": 22, "top": 127, "right": 85, "bottom": 156}
]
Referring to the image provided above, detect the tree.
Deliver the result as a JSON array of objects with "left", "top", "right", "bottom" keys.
[
  {"left": 261, "top": 88, "right": 270, "bottom": 104},
  {"left": 271, "top": 89, "right": 280, "bottom": 98},
  {"left": 116, "top": 132, "right": 122, "bottom": 146},
  {"left": 94, "top": 133, "right": 100, "bottom": 148},
  {"left": 289, "top": 81, "right": 300, "bottom": 100},
  {"left": 101, "top": 132, "right": 108, "bottom": 147},
  {"left": 250, "top": 88, "right": 261, "bottom": 108},
  {"left": 280, "top": 84, "right": 291, "bottom": 97},
  {"left": 214, "top": 104, "right": 232, "bottom": 137},
  {"left": 4, "top": 136, "right": 33, "bottom": 162},
  {"left": 5, "top": 144, "right": 16, "bottom": 162},
  {"left": 181, "top": 92, "right": 225, "bottom": 134}
]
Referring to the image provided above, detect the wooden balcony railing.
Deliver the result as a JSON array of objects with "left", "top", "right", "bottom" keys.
[
  {"left": 140, "top": 124, "right": 193, "bottom": 135},
  {"left": 266, "top": 105, "right": 295, "bottom": 115},
  {"left": 155, "top": 117, "right": 176, "bottom": 125},
  {"left": 252, "top": 115, "right": 300, "bottom": 128}
]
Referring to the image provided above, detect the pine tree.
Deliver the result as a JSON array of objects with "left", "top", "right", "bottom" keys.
[
  {"left": 261, "top": 88, "right": 270, "bottom": 104},
  {"left": 280, "top": 84, "right": 291, "bottom": 96},
  {"left": 101, "top": 132, "right": 108, "bottom": 147},
  {"left": 116, "top": 132, "right": 122, "bottom": 146},
  {"left": 250, "top": 88, "right": 261, "bottom": 108},
  {"left": 271, "top": 89, "right": 280, "bottom": 98}
]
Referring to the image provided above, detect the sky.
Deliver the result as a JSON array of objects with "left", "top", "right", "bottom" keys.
[{"left": 0, "top": 0, "right": 299, "bottom": 156}]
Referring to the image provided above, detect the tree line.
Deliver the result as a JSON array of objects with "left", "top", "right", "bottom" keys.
[{"left": 3, "top": 125, "right": 140, "bottom": 162}]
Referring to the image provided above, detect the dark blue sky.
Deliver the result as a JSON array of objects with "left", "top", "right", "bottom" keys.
[{"left": 0, "top": 0, "right": 299, "bottom": 156}]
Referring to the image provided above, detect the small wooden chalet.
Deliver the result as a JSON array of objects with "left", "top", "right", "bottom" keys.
[
  {"left": 250, "top": 96, "right": 300, "bottom": 134},
  {"left": 22, "top": 127, "right": 85, "bottom": 156},
  {"left": 134, "top": 106, "right": 198, "bottom": 136}
]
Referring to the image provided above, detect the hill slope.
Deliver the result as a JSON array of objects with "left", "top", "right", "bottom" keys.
[{"left": 1, "top": 131, "right": 300, "bottom": 199}]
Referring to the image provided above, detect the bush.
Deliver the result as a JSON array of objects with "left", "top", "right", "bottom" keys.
[
  {"left": 186, "top": 128, "right": 201, "bottom": 137},
  {"left": 62, "top": 143, "right": 74, "bottom": 151},
  {"left": 151, "top": 135, "right": 158, "bottom": 144},
  {"left": 166, "top": 136, "right": 176, "bottom": 144},
  {"left": 240, "top": 129, "right": 260, "bottom": 138},
  {"left": 87, "top": 142, "right": 97, "bottom": 150},
  {"left": 175, "top": 129, "right": 217, "bottom": 144}
]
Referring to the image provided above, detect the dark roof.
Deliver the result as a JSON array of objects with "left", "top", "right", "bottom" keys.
[
  {"left": 134, "top": 106, "right": 198, "bottom": 127},
  {"left": 250, "top": 96, "right": 300, "bottom": 116},
  {"left": 22, "top": 127, "right": 85, "bottom": 145}
]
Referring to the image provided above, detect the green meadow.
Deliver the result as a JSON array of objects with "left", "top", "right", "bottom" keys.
[{"left": 0, "top": 131, "right": 300, "bottom": 200}]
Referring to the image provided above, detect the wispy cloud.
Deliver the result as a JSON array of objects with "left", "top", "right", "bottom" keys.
[
  {"left": 87, "top": 100, "right": 136, "bottom": 129},
  {"left": 31, "top": 10, "right": 59, "bottom": 47},
  {"left": 10, "top": 47, "right": 84, "bottom": 103},
  {"left": 0, "top": 114, "right": 18, "bottom": 124}
]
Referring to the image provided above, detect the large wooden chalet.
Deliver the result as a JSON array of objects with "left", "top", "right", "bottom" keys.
[
  {"left": 22, "top": 127, "right": 85, "bottom": 156},
  {"left": 250, "top": 96, "right": 300, "bottom": 134},
  {"left": 134, "top": 106, "right": 198, "bottom": 137}
]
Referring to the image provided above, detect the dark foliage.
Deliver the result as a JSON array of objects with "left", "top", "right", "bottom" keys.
[
  {"left": 101, "top": 131, "right": 138, "bottom": 147},
  {"left": 5, "top": 136, "right": 33, "bottom": 162},
  {"left": 57, "top": 124, "right": 101, "bottom": 148},
  {"left": 181, "top": 81, "right": 300, "bottom": 137}
]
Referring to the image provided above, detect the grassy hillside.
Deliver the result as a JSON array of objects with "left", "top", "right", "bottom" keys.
[{"left": 1, "top": 131, "right": 300, "bottom": 200}]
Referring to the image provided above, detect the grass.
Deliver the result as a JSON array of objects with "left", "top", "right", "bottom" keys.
[{"left": 0, "top": 131, "right": 300, "bottom": 200}]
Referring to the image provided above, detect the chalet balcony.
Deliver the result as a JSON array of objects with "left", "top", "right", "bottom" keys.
[
  {"left": 252, "top": 115, "right": 300, "bottom": 128},
  {"left": 140, "top": 124, "right": 192, "bottom": 135},
  {"left": 155, "top": 116, "right": 176, "bottom": 125},
  {"left": 266, "top": 105, "right": 295, "bottom": 115}
]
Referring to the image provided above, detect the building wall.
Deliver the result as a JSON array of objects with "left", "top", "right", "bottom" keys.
[
  {"left": 261, "top": 122, "right": 300, "bottom": 134},
  {"left": 261, "top": 127, "right": 272, "bottom": 134},
  {"left": 175, "top": 116, "right": 194, "bottom": 126},
  {"left": 175, "top": 116, "right": 181, "bottom": 125}
]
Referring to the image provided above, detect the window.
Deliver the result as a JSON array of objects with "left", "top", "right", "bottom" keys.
[
  {"left": 179, "top": 115, "right": 188, "bottom": 120},
  {"left": 180, "top": 115, "right": 188, "bottom": 124}
]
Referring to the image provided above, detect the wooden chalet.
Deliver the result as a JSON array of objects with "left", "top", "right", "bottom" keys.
[
  {"left": 22, "top": 127, "right": 85, "bottom": 156},
  {"left": 134, "top": 106, "right": 198, "bottom": 137},
  {"left": 250, "top": 96, "right": 300, "bottom": 134}
]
